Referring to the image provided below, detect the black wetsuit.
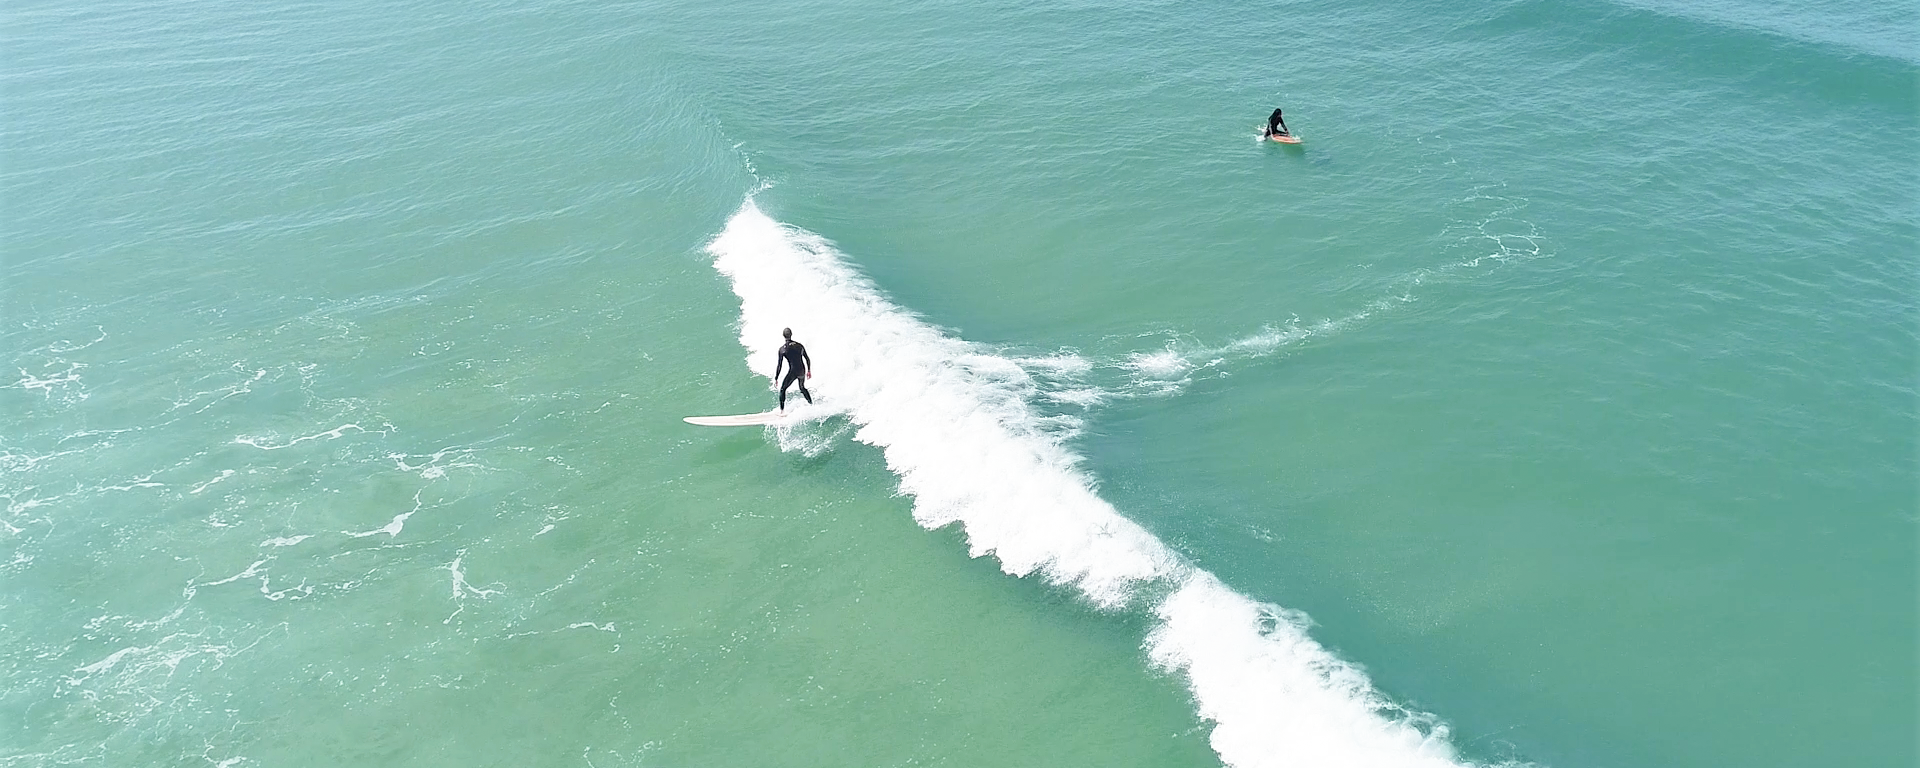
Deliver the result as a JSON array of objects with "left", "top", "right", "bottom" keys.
[
  {"left": 1266, "top": 108, "right": 1289, "bottom": 137},
  {"left": 776, "top": 339, "right": 812, "bottom": 410}
]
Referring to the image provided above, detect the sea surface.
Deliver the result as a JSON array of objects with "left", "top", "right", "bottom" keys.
[{"left": 3, "top": 0, "right": 1915, "bottom": 766}]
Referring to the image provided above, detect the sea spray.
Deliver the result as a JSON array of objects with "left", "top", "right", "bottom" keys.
[{"left": 707, "top": 198, "right": 1489, "bottom": 768}]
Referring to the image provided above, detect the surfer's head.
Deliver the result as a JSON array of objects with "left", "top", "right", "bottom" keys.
[{"left": 782, "top": 328, "right": 793, "bottom": 339}]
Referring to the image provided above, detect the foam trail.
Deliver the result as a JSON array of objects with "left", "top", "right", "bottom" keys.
[{"left": 707, "top": 200, "right": 1482, "bottom": 768}]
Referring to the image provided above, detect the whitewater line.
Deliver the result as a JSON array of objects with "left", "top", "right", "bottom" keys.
[{"left": 707, "top": 199, "right": 1488, "bottom": 768}]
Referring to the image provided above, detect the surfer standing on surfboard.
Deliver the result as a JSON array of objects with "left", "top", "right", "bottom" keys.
[
  {"left": 774, "top": 328, "right": 813, "bottom": 412},
  {"left": 1264, "top": 107, "right": 1291, "bottom": 138}
]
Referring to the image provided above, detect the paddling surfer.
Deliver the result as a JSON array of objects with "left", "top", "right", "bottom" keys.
[
  {"left": 774, "top": 328, "right": 813, "bottom": 411},
  {"left": 1264, "top": 107, "right": 1290, "bottom": 138}
]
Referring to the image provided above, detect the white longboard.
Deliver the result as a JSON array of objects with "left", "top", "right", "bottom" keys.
[
  {"left": 683, "top": 403, "right": 841, "bottom": 426},
  {"left": 683, "top": 411, "right": 795, "bottom": 427}
]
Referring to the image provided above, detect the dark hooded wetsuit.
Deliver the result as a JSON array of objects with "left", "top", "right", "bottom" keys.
[
  {"left": 1266, "top": 108, "right": 1289, "bottom": 137},
  {"left": 776, "top": 339, "right": 812, "bottom": 410}
]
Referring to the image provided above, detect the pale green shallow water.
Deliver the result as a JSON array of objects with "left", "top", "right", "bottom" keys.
[{"left": 3, "top": 0, "right": 1915, "bottom": 766}]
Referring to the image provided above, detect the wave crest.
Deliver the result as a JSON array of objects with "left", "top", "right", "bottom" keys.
[{"left": 706, "top": 198, "right": 1503, "bottom": 768}]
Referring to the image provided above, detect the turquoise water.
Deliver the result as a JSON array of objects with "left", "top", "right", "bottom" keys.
[{"left": 4, "top": 0, "right": 1915, "bottom": 765}]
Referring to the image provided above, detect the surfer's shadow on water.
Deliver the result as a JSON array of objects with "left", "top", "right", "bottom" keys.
[
  {"left": 688, "top": 432, "right": 768, "bottom": 465},
  {"left": 1284, "top": 147, "right": 1339, "bottom": 169}
]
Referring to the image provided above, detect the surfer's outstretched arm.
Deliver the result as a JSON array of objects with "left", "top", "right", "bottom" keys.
[
  {"left": 803, "top": 348, "right": 812, "bottom": 377},
  {"left": 774, "top": 352, "right": 785, "bottom": 382}
]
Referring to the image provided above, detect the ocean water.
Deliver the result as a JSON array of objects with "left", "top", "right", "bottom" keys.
[{"left": 3, "top": 0, "right": 1914, "bottom": 766}]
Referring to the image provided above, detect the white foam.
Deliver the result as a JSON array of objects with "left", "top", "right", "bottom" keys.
[
  {"left": 447, "top": 549, "right": 501, "bottom": 599},
  {"left": 345, "top": 510, "right": 415, "bottom": 539},
  {"left": 234, "top": 423, "right": 368, "bottom": 451},
  {"left": 1044, "top": 387, "right": 1106, "bottom": 407},
  {"left": 1148, "top": 572, "right": 1467, "bottom": 767},
  {"left": 706, "top": 200, "right": 1487, "bottom": 768},
  {"left": 190, "top": 469, "right": 237, "bottom": 494},
  {"left": 1011, "top": 352, "right": 1094, "bottom": 377},
  {"left": 13, "top": 360, "right": 88, "bottom": 403},
  {"left": 1127, "top": 348, "right": 1193, "bottom": 378},
  {"left": 344, "top": 486, "right": 432, "bottom": 539}
]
